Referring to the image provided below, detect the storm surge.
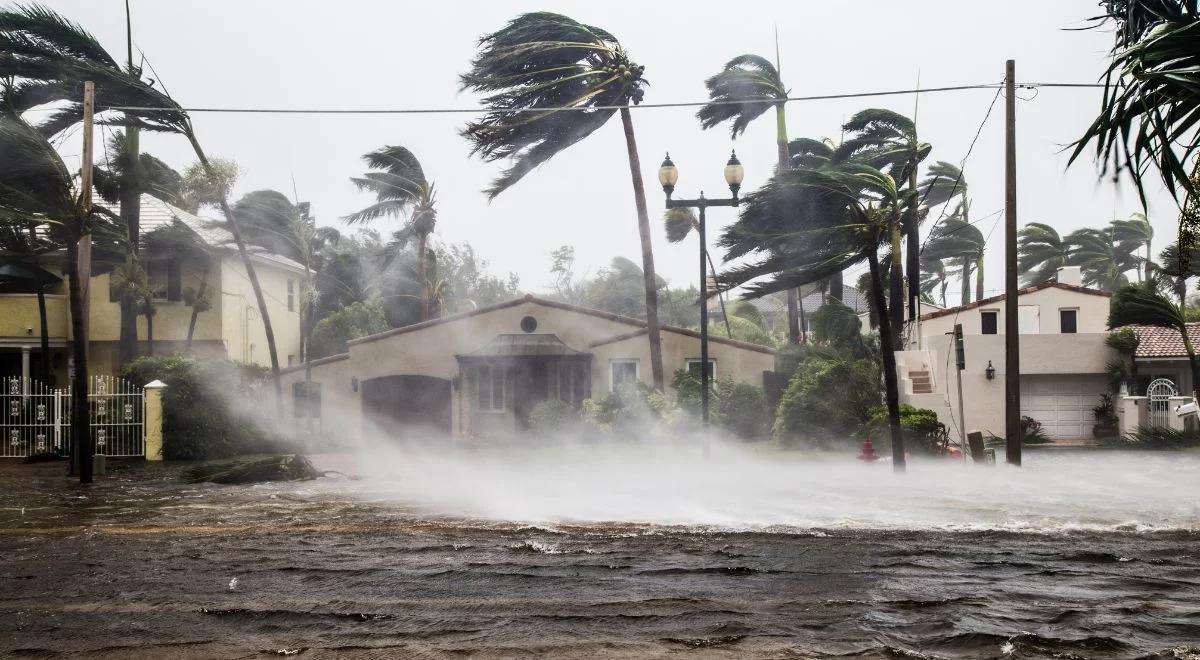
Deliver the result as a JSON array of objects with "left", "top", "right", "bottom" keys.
[{"left": 343, "top": 444, "right": 1200, "bottom": 533}]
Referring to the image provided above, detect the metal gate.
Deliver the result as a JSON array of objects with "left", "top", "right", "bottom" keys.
[
  {"left": 1, "top": 375, "right": 145, "bottom": 458},
  {"left": 1146, "top": 378, "right": 1179, "bottom": 429}
]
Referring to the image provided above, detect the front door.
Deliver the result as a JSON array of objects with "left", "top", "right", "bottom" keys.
[{"left": 512, "top": 360, "right": 549, "bottom": 429}]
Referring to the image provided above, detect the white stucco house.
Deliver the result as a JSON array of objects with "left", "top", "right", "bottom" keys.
[{"left": 895, "top": 266, "right": 1117, "bottom": 442}]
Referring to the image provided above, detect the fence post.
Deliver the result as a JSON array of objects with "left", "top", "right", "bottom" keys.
[{"left": 144, "top": 380, "right": 167, "bottom": 461}]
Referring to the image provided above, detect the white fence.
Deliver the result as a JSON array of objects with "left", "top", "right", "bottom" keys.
[{"left": 0, "top": 375, "right": 145, "bottom": 458}]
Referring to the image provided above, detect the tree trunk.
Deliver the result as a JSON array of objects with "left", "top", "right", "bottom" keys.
[
  {"left": 797, "top": 289, "right": 808, "bottom": 343},
  {"left": 185, "top": 131, "right": 283, "bottom": 415},
  {"left": 976, "top": 255, "right": 985, "bottom": 302},
  {"left": 888, "top": 214, "right": 905, "bottom": 344},
  {"left": 66, "top": 239, "right": 92, "bottom": 483},
  {"left": 1184, "top": 335, "right": 1200, "bottom": 403},
  {"left": 774, "top": 103, "right": 805, "bottom": 341},
  {"left": 185, "top": 263, "right": 209, "bottom": 351},
  {"left": 619, "top": 107, "right": 664, "bottom": 390},
  {"left": 117, "top": 139, "right": 141, "bottom": 368},
  {"left": 961, "top": 256, "right": 972, "bottom": 306},
  {"left": 906, "top": 165, "right": 920, "bottom": 322},
  {"left": 868, "top": 245, "right": 905, "bottom": 473},
  {"left": 705, "top": 250, "right": 732, "bottom": 338},
  {"left": 416, "top": 232, "right": 430, "bottom": 322},
  {"left": 145, "top": 305, "right": 153, "bottom": 356},
  {"left": 828, "top": 270, "right": 844, "bottom": 302},
  {"left": 29, "top": 226, "right": 51, "bottom": 384}
]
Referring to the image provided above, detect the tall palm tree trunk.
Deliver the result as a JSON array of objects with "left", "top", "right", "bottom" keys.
[
  {"left": 185, "top": 263, "right": 209, "bottom": 351},
  {"left": 185, "top": 132, "right": 283, "bottom": 415},
  {"left": 775, "top": 103, "right": 802, "bottom": 343},
  {"left": 416, "top": 232, "right": 430, "bottom": 321},
  {"left": 868, "top": 245, "right": 905, "bottom": 473},
  {"left": 28, "top": 226, "right": 51, "bottom": 384},
  {"left": 906, "top": 167, "right": 920, "bottom": 321},
  {"left": 1182, "top": 331, "right": 1200, "bottom": 403},
  {"left": 888, "top": 214, "right": 905, "bottom": 343},
  {"left": 975, "top": 255, "right": 985, "bottom": 302},
  {"left": 828, "top": 270, "right": 844, "bottom": 302},
  {"left": 619, "top": 107, "right": 664, "bottom": 390},
  {"left": 117, "top": 136, "right": 140, "bottom": 367},
  {"left": 66, "top": 238, "right": 91, "bottom": 483},
  {"left": 961, "top": 256, "right": 972, "bottom": 305},
  {"left": 145, "top": 304, "right": 153, "bottom": 356},
  {"left": 704, "top": 251, "right": 733, "bottom": 338}
]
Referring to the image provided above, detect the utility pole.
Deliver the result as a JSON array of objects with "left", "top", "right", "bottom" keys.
[
  {"left": 1004, "top": 60, "right": 1021, "bottom": 466},
  {"left": 953, "top": 324, "right": 967, "bottom": 458},
  {"left": 76, "top": 81, "right": 95, "bottom": 483}
]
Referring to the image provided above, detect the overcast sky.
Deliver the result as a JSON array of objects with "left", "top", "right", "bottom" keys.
[{"left": 43, "top": 0, "right": 1178, "bottom": 297}]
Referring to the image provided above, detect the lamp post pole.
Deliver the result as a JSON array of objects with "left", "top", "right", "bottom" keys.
[{"left": 659, "top": 152, "right": 744, "bottom": 430}]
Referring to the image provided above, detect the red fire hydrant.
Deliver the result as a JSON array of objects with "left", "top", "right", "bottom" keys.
[{"left": 857, "top": 438, "right": 879, "bottom": 462}]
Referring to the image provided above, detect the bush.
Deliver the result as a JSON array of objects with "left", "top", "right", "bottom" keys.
[
  {"left": 1109, "top": 426, "right": 1200, "bottom": 449},
  {"left": 528, "top": 399, "right": 578, "bottom": 434},
  {"left": 866, "top": 404, "right": 950, "bottom": 455},
  {"left": 773, "top": 355, "right": 880, "bottom": 447},
  {"left": 581, "top": 382, "right": 675, "bottom": 436},
  {"left": 123, "top": 355, "right": 281, "bottom": 460},
  {"left": 1021, "top": 416, "right": 1052, "bottom": 444},
  {"left": 309, "top": 298, "right": 390, "bottom": 359},
  {"left": 672, "top": 370, "right": 770, "bottom": 440}
]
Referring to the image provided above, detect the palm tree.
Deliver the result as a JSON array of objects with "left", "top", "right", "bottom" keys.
[
  {"left": 1109, "top": 281, "right": 1200, "bottom": 401},
  {"left": 0, "top": 4, "right": 287, "bottom": 413},
  {"left": 697, "top": 52, "right": 805, "bottom": 342},
  {"left": 664, "top": 207, "right": 732, "bottom": 337},
  {"left": 93, "top": 130, "right": 184, "bottom": 364},
  {"left": 920, "top": 252, "right": 950, "bottom": 307},
  {"left": 1071, "top": 2, "right": 1200, "bottom": 208},
  {"left": 0, "top": 216, "right": 56, "bottom": 383},
  {"left": 1067, "top": 227, "right": 1140, "bottom": 290},
  {"left": 718, "top": 161, "right": 908, "bottom": 471},
  {"left": 923, "top": 214, "right": 986, "bottom": 305},
  {"left": 1155, "top": 241, "right": 1200, "bottom": 305},
  {"left": 343, "top": 146, "right": 436, "bottom": 321},
  {"left": 141, "top": 220, "right": 211, "bottom": 351},
  {"left": 1111, "top": 213, "right": 1154, "bottom": 281},
  {"left": 1018, "top": 222, "right": 1072, "bottom": 286},
  {"left": 838, "top": 109, "right": 931, "bottom": 328},
  {"left": 459, "top": 12, "right": 666, "bottom": 389}
]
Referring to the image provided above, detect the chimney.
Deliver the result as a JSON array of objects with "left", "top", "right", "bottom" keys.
[{"left": 1056, "top": 266, "right": 1082, "bottom": 287}]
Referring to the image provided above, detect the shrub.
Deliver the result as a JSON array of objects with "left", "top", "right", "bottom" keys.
[
  {"left": 123, "top": 355, "right": 281, "bottom": 460},
  {"left": 866, "top": 404, "right": 950, "bottom": 455},
  {"left": 309, "top": 298, "right": 390, "bottom": 359},
  {"left": 773, "top": 355, "right": 880, "bottom": 447},
  {"left": 581, "top": 382, "right": 675, "bottom": 436},
  {"left": 1109, "top": 426, "right": 1200, "bottom": 449},
  {"left": 528, "top": 399, "right": 578, "bottom": 434},
  {"left": 672, "top": 370, "right": 770, "bottom": 440},
  {"left": 1021, "top": 416, "right": 1052, "bottom": 444}
]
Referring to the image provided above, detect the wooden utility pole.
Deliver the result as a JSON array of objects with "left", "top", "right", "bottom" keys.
[
  {"left": 1004, "top": 60, "right": 1021, "bottom": 466},
  {"left": 75, "top": 81, "right": 95, "bottom": 482}
]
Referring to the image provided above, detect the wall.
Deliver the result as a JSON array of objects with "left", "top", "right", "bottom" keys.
[
  {"left": 589, "top": 331, "right": 774, "bottom": 397},
  {"left": 0, "top": 294, "right": 69, "bottom": 340},
  {"left": 218, "top": 255, "right": 303, "bottom": 369},
  {"left": 917, "top": 285, "right": 1111, "bottom": 340}
]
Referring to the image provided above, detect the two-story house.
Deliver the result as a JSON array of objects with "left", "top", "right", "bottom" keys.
[
  {"left": 0, "top": 194, "right": 304, "bottom": 384},
  {"left": 895, "top": 266, "right": 1116, "bottom": 442}
]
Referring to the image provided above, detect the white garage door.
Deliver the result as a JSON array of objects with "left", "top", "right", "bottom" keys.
[{"left": 1021, "top": 375, "right": 1108, "bottom": 440}]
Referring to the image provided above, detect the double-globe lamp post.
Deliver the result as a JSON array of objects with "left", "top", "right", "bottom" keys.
[{"left": 658, "top": 150, "right": 744, "bottom": 432}]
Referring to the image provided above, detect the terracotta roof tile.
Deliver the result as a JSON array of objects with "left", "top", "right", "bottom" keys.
[{"left": 1128, "top": 323, "right": 1200, "bottom": 359}]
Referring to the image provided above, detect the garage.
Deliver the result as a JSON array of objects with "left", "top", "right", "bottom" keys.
[{"left": 1020, "top": 374, "right": 1109, "bottom": 440}]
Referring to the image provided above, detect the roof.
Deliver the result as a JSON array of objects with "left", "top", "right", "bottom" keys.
[
  {"left": 457, "top": 334, "right": 590, "bottom": 359},
  {"left": 1128, "top": 323, "right": 1200, "bottom": 359},
  {"left": 347, "top": 294, "right": 775, "bottom": 355},
  {"left": 919, "top": 281, "right": 1111, "bottom": 321},
  {"left": 98, "top": 194, "right": 306, "bottom": 272},
  {"left": 738, "top": 285, "right": 872, "bottom": 317}
]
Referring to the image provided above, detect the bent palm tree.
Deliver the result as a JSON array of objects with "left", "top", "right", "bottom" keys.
[
  {"left": 1111, "top": 213, "right": 1154, "bottom": 281},
  {"left": 1018, "top": 222, "right": 1072, "bottom": 285},
  {"left": 663, "top": 207, "right": 731, "bottom": 337},
  {"left": 923, "top": 215, "right": 986, "bottom": 305},
  {"left": 1067, "top": 227, "right": 1140, "bottom": 290},
  {"left": 1109, "top": 281, "right": 1200, "bottom": 401},
  {"left": 1155, "top": 240, "right": 1200, "bottom": 304},
  {"left": 459, "top": 12, "right": 666, "bottom": 389},
  {"left": 343, "top": 146, "right": 436, "bottom": 321}
]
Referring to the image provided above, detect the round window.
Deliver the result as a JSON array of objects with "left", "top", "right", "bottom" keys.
[{"left": 520, "top": 316, "right": 538, "bottom": 333}]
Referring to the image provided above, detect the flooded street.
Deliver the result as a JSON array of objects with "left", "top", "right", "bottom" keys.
[{"left": 1, "top": 451, "right": 1199, "bottom": 658}]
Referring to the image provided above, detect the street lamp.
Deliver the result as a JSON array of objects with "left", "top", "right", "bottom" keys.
[{"left": 659, "top": 150, "right": 743, "bottom": 432}]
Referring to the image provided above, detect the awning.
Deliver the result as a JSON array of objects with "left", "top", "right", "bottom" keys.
[
  {"left": 456, "top": 334, "right": 590, "bottom": 361},
  {"left": 0, "top": 261, "right": 60, "bottom": 285}
]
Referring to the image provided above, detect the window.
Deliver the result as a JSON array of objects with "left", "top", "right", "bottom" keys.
[
  {"left": 1059, "top": 309, "right": 1078, "bottom": 334},
  {"left": 287, "top": 354, "right": 296, "bottom": 367},
  {"left": 686, "top": 359, "right": 716, "bottom": 380},
  {"left": 145, "top": 259, "right": 182, "bottom": 302},
  {"left": 611, "top": 360, "right": 639, "bottom": 391},
  {"left": 292, "top": 382, "right": 321, "bottom": 419},
  {"left": 980, "top": 310, "right": 998, "bottom": 335},
  {"left": 287, "top": 279, "right": 295, "bottom": 312},
  {"left": 476, "top": 364, "right": 505, "bottom": 412}
]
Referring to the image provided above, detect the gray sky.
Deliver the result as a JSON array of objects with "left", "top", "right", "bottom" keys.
[{"left": 45, "top": 0, "right": 1178, "bottom": 297}]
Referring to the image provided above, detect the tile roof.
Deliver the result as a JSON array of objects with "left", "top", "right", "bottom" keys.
[
  {"left": 919, "top": 281, "right": 1111, "bottom": 321},
  {"left": 1128, "top": 323, "right": 1200, "bottom": 359}
]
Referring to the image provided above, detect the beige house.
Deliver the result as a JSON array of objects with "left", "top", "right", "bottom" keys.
[
  {"left": 896, "top": 266, "right": 1116, "bottom": 441},
  {"left": 278, "top": 295, "right": 775, "bottom": 443},
  {"left": 0, "top": 194, "right": 304, "bottom": 382}
]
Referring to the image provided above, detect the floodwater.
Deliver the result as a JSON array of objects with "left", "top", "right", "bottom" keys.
[{"left": 1, "top": 448, "right": 1199, "bottom": 658}]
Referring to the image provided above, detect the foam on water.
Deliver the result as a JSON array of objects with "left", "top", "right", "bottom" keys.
[{"left": 342, "top": 444, "right": 1200, "bottom": 532}]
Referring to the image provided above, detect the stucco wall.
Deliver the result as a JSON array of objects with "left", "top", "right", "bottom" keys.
[
  {"left": 0, "top": 294, "right": 68, "bottom": 340},
  {"left": 218, "top": 255, "right": 303, "bottom": 368},
  {"left": 589, "top": 331, "right": 774, "bottom": 396},
  {"left": 917, "top": 286, "right": 1111, "bottom": 340}
]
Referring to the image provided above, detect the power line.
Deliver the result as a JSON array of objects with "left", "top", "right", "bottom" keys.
[{"left": 90, "top": 81, "right": 1100, "bottom": 116}]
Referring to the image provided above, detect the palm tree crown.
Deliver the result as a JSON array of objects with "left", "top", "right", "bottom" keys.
[{"left": 696, "top": 54, "right": 786, "bottom": 140}]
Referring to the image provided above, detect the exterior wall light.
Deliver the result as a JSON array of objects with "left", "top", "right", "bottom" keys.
[{"left": 985, "top": 360, "right": 995, "bottom": 380}]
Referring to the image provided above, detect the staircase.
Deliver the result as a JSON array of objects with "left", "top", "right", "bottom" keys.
[{"left": 908, "top": 370, "right": 934, "bottom": 394}]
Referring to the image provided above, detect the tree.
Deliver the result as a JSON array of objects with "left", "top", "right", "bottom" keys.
[
  {"left": 437, "top": 242, "right": 519, "bottom": 311},
  {"left": 923, "top": 214, "right": 986, "bottom": 305},
  {"left": 920, "top": 252, "right": 950, "bottom": 307},
  {"left": 697, "top": 52, "right": 805, "bottom": 341},
  {"left": 838, "top": 109, "right": 931, "bottom": 328},
  {"left": 663, "top": 206, "right": 732, "bottom": 336},
  {"left": 718, "top": 161, "right": 908, "bottom": 470},
  {"left": 1155, "top": 240, "right": 1200, "bottom": 305},
  {"left": 178, "top": 159, "right": 239, "bottom": 214},
  {"left": 459, "top": 12, "right": 666, "bottom": 389},
  {"left": 1109, "top": 281, "right": 1200, "bottom": 401},
  {"left": 1111, "top": 213, "right": 1154, "bottom": 281},
  {"left": 0, "top": 217, "right": 56, "bottom": 383},
  {"left": 344, "top": 146, "right": 438, "bottom": 321},
  {"left": 1067, "top": 226, "right": 1139, "bottom": 290},
  {"left": 309, "top": 298, "right": 389, "bottom": 359},
  {"left": 1018, "top": 222, "right": 1072, "bottom": 286},
  {"left": 1071, "top": 2, "right": 1200, "bottom": 209}
]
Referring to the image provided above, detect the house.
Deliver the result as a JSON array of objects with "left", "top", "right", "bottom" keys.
[
  {"left": 895, "top": 266, "right": 1117, "bottom": 442},
  {"left": 0, "top": 194, "right": 304, "bottom": 383},
  {"left": 278, "top": 295, "right": 775, "bottom": 443},
  {"left": 1125, "top": 324, "right": 1200, "bottom": 395}
]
